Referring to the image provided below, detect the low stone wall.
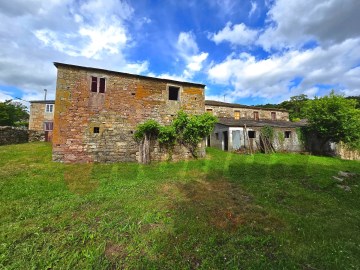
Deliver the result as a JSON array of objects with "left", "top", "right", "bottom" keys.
[
  {"left": 0, "top": 126, "right": 28, "bottom": 146},
  {"left": 306, "top": 134, "right": 360, "bottom": 160},
  {"left": 334, "top": 143, "right": 360, "bottom": 161},
  {"left": 29, "top": 130, "right": 46, "bottom": 142}
]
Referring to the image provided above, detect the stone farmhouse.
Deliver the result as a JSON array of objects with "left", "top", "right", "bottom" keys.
[
  {"left": 52, "top": 62, "right": 205, "bottom": 163},
  {"left": 28, "top": 100, "right": 55, "bottom": 142},
  {"left": 205, "top": 100, "right": 306, "bottom": 152},
  {"left": 26, "top": 62, "right": 315, "bottom": 162}
]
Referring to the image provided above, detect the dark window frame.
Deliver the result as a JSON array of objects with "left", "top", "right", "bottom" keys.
[
  {"left": 168, "top": 85, "right": 180, "bottom": 101},
  {"left": 91, "top": 76, "right": 106, "bottom": 93}
]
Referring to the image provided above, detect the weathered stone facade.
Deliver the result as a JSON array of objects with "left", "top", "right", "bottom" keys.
[
  {"left": 0, "top": 126, "right": 28, "bottom": 145},
  {"left": 53, "top": 63, "right": 205, "bottom": 163},
  {"left": 205, "top": 100, "right": 289, "bottom": 121},
  {"left": 29, "top": 101, "right": 55, "bottom": 142}
]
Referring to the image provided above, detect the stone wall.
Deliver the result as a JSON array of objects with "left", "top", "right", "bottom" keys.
[
  {"left": 28, "top": 130, "right": 46, "bottom": 142},
  {"left": 306, "top": 135, "right": 360, "bottom": 160},
  {"left": 0, "top": 126, "right": 28, "bottom": 145},
  {"left": 205, "top": 105, "right": 289, "bottom": 121},
  {"left": 53, "top": 64, "right": 205, "bottom": 163}
]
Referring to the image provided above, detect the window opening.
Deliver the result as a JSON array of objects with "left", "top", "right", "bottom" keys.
[
  {"left": 234, "top": 111, "right": 240, "bottom": 120},
  {"left": 93, "top": 127, "right": 100, "bottom": 133},
  {"left": 44, "top": 121, "right": 53, "bottom": 131},
  {"left": 253, "top": 111, "right": 259, "bottom": 121},
  {"left": 271, "top": 112, "right": 276, "bottom": 120},
  {"left": 206, "top": 109, "right": 213, "bottom": 114},
  {"left": 248, "top": 130, "right": 256, "bottom": 138},
  {"left": 45, "top": 104, "right": 54, "bottom": 113},
  {"left": 168, "top": 86, "right": 180, "bottom": 100},
  {"left": 91, "top": 76, "right": 106, "bottom": 93},
  {"left": 285, "top": 131, "right": 291, "bottom": 138}
]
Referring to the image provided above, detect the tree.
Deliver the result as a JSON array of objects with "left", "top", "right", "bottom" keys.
[
  {"left": 279, "top": 94, "right": 309, "bottom": 121},
  {"left": 304, "top": 92, "right": 360, "bottom": 150},
  {"left": 0, "top": 100, "right": 29, "bottom": 127},
  {"left": 173, "top": 111, "right": 217, "bottom": 157}
]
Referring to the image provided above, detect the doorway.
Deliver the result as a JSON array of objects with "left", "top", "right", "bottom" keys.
[{"left": 223, "top": 131, "right": 228, "bottom": 151}]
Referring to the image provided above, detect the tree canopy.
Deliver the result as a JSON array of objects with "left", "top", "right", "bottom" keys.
[
  {"left": 0, "top": 100, "right": 29, "bottom": 127},
  {"left": 304, "top": 92, "right": 360, "bottom": 149}
]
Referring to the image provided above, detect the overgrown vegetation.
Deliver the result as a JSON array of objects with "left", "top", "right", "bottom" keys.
[
  {"left": 1, "top": 143, "right": 360, "bottom": 269},
  {"left": 259, "top": 126, "right": 275, "bottom": 153},
  {"left": 257, "top": 93, "right": 360, "bottom": 151},
  {"left": 304, "top": 91, "right": 360, "bottom": 151},
  {"left": 134, "top": 111, "right": 217, "bottom": 163},
  {"left": 0, "top": 100, "right": 29, "bottom": 127}
]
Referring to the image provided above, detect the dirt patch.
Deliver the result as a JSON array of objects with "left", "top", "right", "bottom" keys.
[
  {"left": 105, "top": 242, "right": 128, "bottom": 262},
  {"left": 162, "top": 179, "right": 283, "bottom": 232}
]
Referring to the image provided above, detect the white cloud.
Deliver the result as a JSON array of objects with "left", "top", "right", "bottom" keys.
[
  {"left": 0, "top": 90, "right": 14, "bottom": 102},
  {"left": 258, "top": 0, "right": 360, "bottom": 50},
  {"left": 210, "top": 22, "right": 258, "bottom": 46},
  {"left": 0, "top": 0, "right": 148, "bottom": 101},
  {"left": 79, "top": 22, "right": 128, "bottom": 59},
  {"left": 249, "top": 1, "right": 258, "bottom": 17},
  {"left": 208, "top": 38, "right": 360, "bottom": 100},
  {"left": 176, "top": 32, "right": 208, "bottom": 79}
]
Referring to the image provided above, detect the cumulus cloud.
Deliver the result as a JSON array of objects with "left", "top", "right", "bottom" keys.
[
  {"left": 208, "top": 38, "right": 360, "bottom": 100},
  {"left": 258, "top": 0, "right": 360, "bottom": 50},
  {"left": 0, "top": 0, "right": 147, "bottom": 100},
  {"left": 210, "top": 22, "right": 258, "bottom": 46},
  {"left": 176, "top": 32, "right": 208, "bottom": 79}
]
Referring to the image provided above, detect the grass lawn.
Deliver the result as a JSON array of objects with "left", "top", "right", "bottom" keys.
[{"left": 1, "top": 142, "right": 360, "bottom": 269}]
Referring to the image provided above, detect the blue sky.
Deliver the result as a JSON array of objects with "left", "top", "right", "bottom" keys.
[{"left": 0, "top": 0, "right": 359, "bottom": 106}]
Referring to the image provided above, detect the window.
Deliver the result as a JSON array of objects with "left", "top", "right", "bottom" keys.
[
  {"left": 271, "top": 112, "right": 276, "bottom": 120},
  {"left": 45, "top": 104, "right": 54, "bottom": 113},
  {"left": 234, "top": 110, "right": 240, "bottom": 120},
  {"left": 206, "top": 108, "right": 213, "bottom": 114},
  {"left": 44, "top": 121, "right": 53, "bottom": 131},
  {"left": 248, "top": 130, "right": 256, "bottom": 138},
  {"left": 93, "top": 127, "right": 100, "bottom": 133},
  {"left": 91, "top": 76, "right": 106, "bottom": 93},
  {"left": 285, "top": 131, "right": 291, "bottom": 138},
  {"left": 168, "top": 86, "right": 180, "bottom": 100},
  {"left": 253, "top": 111, "right": 259, "bottom": 120}
]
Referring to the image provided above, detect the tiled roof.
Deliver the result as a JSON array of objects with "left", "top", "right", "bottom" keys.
[
  {"left": 217, "top": 117, "right": 307, "bottom": 128},
  {"left": 205, "top": 100, "right": 288, "bottom": 112}
]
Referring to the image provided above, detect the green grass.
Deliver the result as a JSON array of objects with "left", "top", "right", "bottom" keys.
[{"left": 1, "top": 142, "right": 360, "bottom": 269}]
